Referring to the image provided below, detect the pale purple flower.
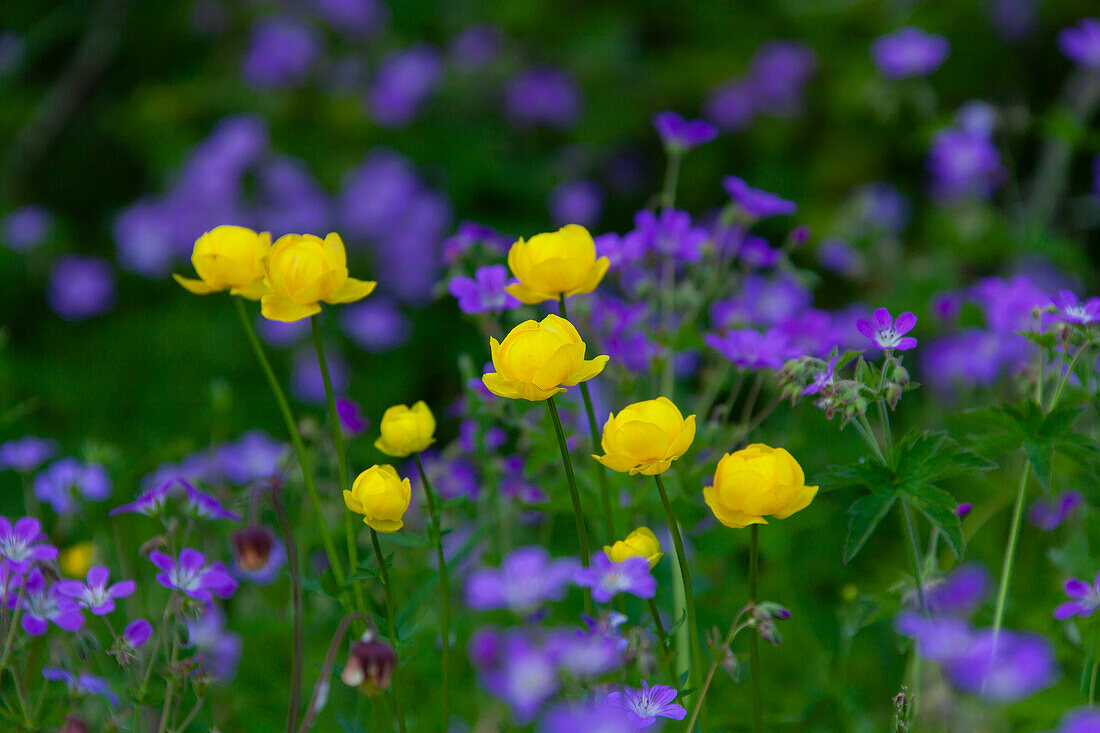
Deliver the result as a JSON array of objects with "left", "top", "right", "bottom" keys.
[
  {"left": 652, "top": 111, "right": 717, "bottom": 151},
  {"left": 470, "top": 628, "right": 559, "bottom": 723},
  {"left": 0, "top": 436, "right": 56, "bottom": 472},
  {"left": 705, "top": 328, "right": 798, "bottom": 370},
  {"left": 957, "top": 100, "right": 998, "bottom": 136},
  {"left": 1059, "top": 19, "right": 1100, "bottom": 70},
  {"left": 1052, "top": 708, "right": 1100, "bottom": 733},
  {"left": 711, "top": 273, "right": 811, "bottom": 329},
  {"left": 605, "top": 680, "right": 688, "bottom": 728},
  {"left": 254, "top": 156, "right": 332, "bottom": 236},
  {"left": 442, "top": 221, "right": 512, "bottom": 264},
  {"left": 124, "top": 618, "right": 153, "bottom": 648},
  {"left": 504, "top": 67, "right": 581, "bottom": 129},
  {"left": 367, "top": 44, "right": 443, "bottom": 127},
  {"left": 47, "top": 255, "right": 116, "bottom": 320},
  {"left": 42, "top": 668, "right": 118, "bottom": 707},
  {"left": 337, "top": 396, "right": 368, "bottom": 435},
  {"left": 149, "top": 548, "right": 238, "bottom": 601},
  {"left": 311, "top": 0, "right": 388, "bottom": 38},
  {"left": 0, "top": 517, "right": 58, "bottom": 573},
  {"left": 736, "top": 234, "right": 780, "bottom": 268},
  {"left": 183, "top": 483, "right": 241, "bottom": 522},
  {"left": 340, "top": 297, "right": 411, "bottom": 352},
  {"left": 448, "top": 265, "right": 521, "bottom": 314},
  {"left": 187, "top": 603, "right": 242, "bottom": 681},
  {"left": 854, "top": 182, "right": 910, "bottom": 233},
  {"left": 1054, "top": 572, "right": 1100, "bottom": 620},
  {"left": 818, "top": 239, "right": 864, "bottom": 277},
  {"left": 113, "top": 199, "right": 176, "bottom": 277},
  {"left": 1051, "top": 290, "right": 1100, "bottom": 325},
  {"left": 451, "top": 24, "right": 501, "bottom": 69},
  {"left": 622, "top": 208, "right": 708, "bottom": 262},
  {"left": 465, "top": 546, "right": 578, "bottom": 616},
  {"left": 932, "top": 292, "right": 962, "bottom": 321},
  {"left": 1029, "top": 490, "right": 1085, "bottom": 531},
  {"left": 923, "top": 563, "right": 990, "bottom": 616},
  {"left": 724, "top": 176, "right": 797, "bottom": 219},
  {"left": 2, "top": 205, "right": 53, "bottom": 252},
  {"left": 21, "top": 568, "right": 84, "bottom": 635},
  {"left": 110, "top": 478, "right": 182, "bottom": 517},
  {"left": 856, "top": 307, "right": 917, "bottom": 350},
  {"left": 33, "top": 458, "right": 111, "bottom": 513},
  {"left": 56, "top": 567, "right": 135, "bottom": 615},
  {"left": 802, "top": 354, "right": 838, "bottom": 396},
  {"left": 549, "top": 627, "right": 624, "bottom": 678},
  {"left": 927, "top": 128, "right": 1004, "bottom": 203},
  {"left": 413, "top": 452, "right": 479, "bottom": 502},
  {"left": 241, "top": 16, "right": 320, "bottom": 88},
  {"left": 541, "top": 699, "right": 634, "bottom": 732},
  {"left": 257, "top": 315, "right": 310, "bottom": 347},
  {"left": 218, "top": 431, "right": 288, "bottom": 485},
  {"left": 573, "top": 555, "right": 656, "bottom": 603},
  {"left": 549, "top": 180, "right": 602, "bottom": 228},
  {"left": 292, "top": 346, "right": 348, "bottom": 404},
  {"left": 945, "top": 629, "right": 1057, "bottom": 701},
  {"left": 871, "top": 27, "right": 950, "bottom": 79}
]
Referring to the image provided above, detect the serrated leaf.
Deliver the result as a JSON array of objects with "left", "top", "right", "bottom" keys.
[
  {"left": 820, "top": 456, "right": 894, "bottom": 493},
  {"left": 905, "top": 487, "right": 965, "bottom": 559},
  {"left": 844, "top": 492, "right": 897, "bottom": 563},
  {"left": 895, "top": 430, "right": 997, "bottom": 487}
]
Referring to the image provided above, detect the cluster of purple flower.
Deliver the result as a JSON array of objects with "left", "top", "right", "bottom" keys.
[
  {"left": 927, "top": 101, "right": 1005, "bottom": 204},
  {"left": 704, "top": 41, "right": 817, "bottom": 132}
]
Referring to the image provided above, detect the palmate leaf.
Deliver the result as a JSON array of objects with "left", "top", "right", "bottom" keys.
[
  {"left": 844, "top": 491, "right": 897, "bottom": 563},
  {"left": 903, "top": 485, "right": 965, "bottom": 559},
  {"left": 894, "top": 430, "right": 998, "bottom": 487}
]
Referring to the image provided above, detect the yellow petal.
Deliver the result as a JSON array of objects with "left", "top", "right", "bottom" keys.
[
  {"left": 593, "top": 453, "right": 639, "bottom": 474},
  {"left": 261, "top": 294, "right": 322, "bottom": 323},
  {"left": 635, "top": 459, "right": 672, "bottom": 476},
  {"left": 322, "top": 232, "right": 348, "bottom": 270},
  {"left": 704, "top": 485, "right": 768, "bottom": 529},
  {"left": 294, "top": 267, "right": 347, "bottom": 305},
  {"left": 564, "top": 355, "right": 609, "bottom": 386},
  {"left": 173, "top": 274, "right": 220, "bottom": 295},
  {"left": 665, "top": 414, "right": 696, "bottom": 460},
  {"left": 327, "top": 277, "right": 377, "bottom": 304},
  {"left": 229, "top": 279, "right": 271, "bottom": 300},
  {"left": 566, "top": 256, "right": 610, "bottom": 297},
  {"left": 532, "top": 343, "right": 585, "bottom": 391},
  {"left": 504, "top": 282, "right": 553, "bottom": 305},
  {"left": 482, "top": 373, "right": 522, "bottom": 400},
  {"left": 365, "top": 517, "right": 404, "bottom": 533},
  {"left": 343, "top": 490, "right": 364, "bottom": 514},
  {"left": 771, "top": 484, "right": 819, "bottom": 520}
]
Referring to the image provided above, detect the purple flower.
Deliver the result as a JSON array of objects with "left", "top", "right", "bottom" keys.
[
  {"left": 450, "top": 24, "right": 501, "bottom": 69},
  {"left": 0, "top": 436, "right": 56, "bottom": 473},
  {"left": 123, "top": 618, "right": 153, "bottom": 648},
  {"left": 366, "top": 45, "right": 443, "bottom": 128},
  {"left": 541, "top": 699, "right": 634, "bottom": 732},
  {"left": 442, "top": 221, "right": 512, "bottom": 264},
  {"left": 923, "top": 563, "right": 991, "bottom": 616},
  {"left": 927, "top": 127, "right": 1004, "bottom": 203},
  {"left": 241, "top": 16, "right": 320, "bottom": 88},
  {"left": 854, "top": 182, "right": 910, "bottom": 233},
  {"left": 448, "top": 265, "right": 522, "bottom": 314},
  {"left": 1051, "top": 290, "right": 1100, "bottom": 325},
  {"left": 337, "top": 396, "right": 368, "bottom": 435},
  {"left": 1059, "top": 19, "right": 1100, "bottom": 70},
  {"left": 187, "top": 603, "right": 242, "bottom": 681},
  {"left": 705, "top": 328, "right": 797, "bottom": 370},
  {"left": 465, "top": 546, "right": 578, "bottom": 616},
  {"left": 856, "top": 307, "right": 917, "bottom": 350},
  {"left": 218, "top": 431, "right": 288, "bottom": 485},
  {"left": 704, "top": 79, "right": 757, "bottom": 132},
  {"left": 724, "top": 176, "right": 797, "bottom": 219},
  {"left": 149, "top": 548, "right": 238, "bottom": 602},
  {"left": 573, "top": 555, "right": 656, "bottom": 603},
  {"left": 1054, "top": 572, "right": 1100, "bottom": 620},
  {"left": 254, "top": 156, "right": 332, "bottom": 236},
  {"left": 42, "top": 668, "right": 118, "bottom": 707},
  {"left": 311, "top": 0, "right": 388, "bottom": 38},
  {"left": 501, "top": 455, "right": 548, "bottom": 505},
  {"left": 605, "top": 680, "right": 688, "bottom": 728},
  {"left": 548, "top": 627, "right": 624, "bottom": 678},
  {"left": 183, "top": 483, "right": 241, "bottom": 522},
  {"left": 0, "top": 564, "right": 22, "bottom": 609},
  {"left": 113, "top": 199, "right": 177, "bottom": 277},
  {"left": 292, "top": 346, "right": 348, "bottom": 404},
  {"left": 956, "top": 502, "right": 973, "bottom": 519},
  {"left": 504, "top": 67, "right": 581, "bottom": 129},
  {"left": 340, "top": 297, "right": 411, "bottom": 352},
  {"left": 2, "top": 205, "right": 53, "bottom": 252},
  {"left": 652, "top": 111, "right": 717, "bottom": 152},
  {"left": 622, "top": 208, "right": 708, "bottom": 262},
  {"left": 413, "top": 452, "right": 479, "bottom": 502},
  {"left": 871, "top": 27, "right": 950, "bottom": 79},
  {"left": 1052, "top": 708, "right": 1100, "bottom": 733},
  {"left": 470, "top": 628, "right": 559, "bottom": 723},
  {"left": 549, "top": 180, "right": 603, "bottom": 229},
  {"left": 21, "top": 568, "right": 84, "bottom": 635},
  {"left": 711, "top": 274, "right": 811, "bottom": 329},
  {"left": 47, "top": 255, "right": 116, "bottom": 321},
  {"left": 56, "top": 567, "right": 135, "bottom": 615},
  {"left": 257, "top": 315, "right": 310, "bottom": 347},
  {"left": 802, "top": 354, "right": 838, "bottom": 396},
  {"left": 1029, "top": 490, "right": 1085, "bottom": 531},
  {"left": 109, "top": 478, "right": 182, "bottom": 517},
  {"left": 33, "top": 458, "right": 111, "bottom": 513},
  {"left": 931, "top": 292, "right": 962, "bottom": 321},
  {"left": 736, "top": 234, "right": 780, "bottom": 268},
  {"left": 818, "top": 239, "right": 864, "bottom": 277},
  {"left": 0, "top": 517, "right": 58, "bottom": 573}
]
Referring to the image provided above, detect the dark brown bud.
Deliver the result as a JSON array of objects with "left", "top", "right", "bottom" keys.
[
  {"left": 342, "top": 632, "right": 396, "bottom": 697},
  {"left": 232, "top": 526, "right": 275, "bottom": 572}
]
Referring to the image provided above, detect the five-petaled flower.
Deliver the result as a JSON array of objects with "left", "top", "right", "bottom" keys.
[
  {"left": 1051, "top": 290, "right": 1100, "bottom": 325},
  {"left": 0, "top": 516, "right": 58, "bottom": 573},
  {"left": 56, "top": 567, "right": 136, "bottom": 615},
  {"left": 1054, "top": 572, "right": 1100, "bottom": 620},
  {"left": 149, "top": 548, "right": 238, "bottom": 601},
  {"left": 856, "top": 307, "right": 918, "bottom": 351},
  {"left": 573, "top": 554, "right": 657, "bottom": 603},
  {"left": 605, "top": 679, "right": 688, "bottom": 728},
  {"left": 21, "top": 568, "right": 84, "bottom": 636}
]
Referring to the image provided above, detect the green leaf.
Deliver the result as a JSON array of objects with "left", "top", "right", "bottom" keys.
[
  {"left": 844, "top": 492, "right": 897, "bottom": 563},
  {"left": 299, "top": 575, "right": 334, "bottom": 599},
  {"left": 820, "top": 456, "right": 894, "bottom": 494},
  {"left": 904, "top": 487, "right": 965, "bottom": 559},
  {"left": 894, "top": 430, "right": 997, "bottom": 487}
]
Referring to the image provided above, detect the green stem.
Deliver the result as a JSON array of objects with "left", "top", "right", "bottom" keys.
[
  {"left": 900, "top": 500, "right": 928, "bottom": 615},
  {"left": 749, "top": 525, "right": 763, "bottom": 733},
  {"left": 369, "top": 529, "right": 407, "bottom": 733},
  {"left": 991, "top": 460, "right": 1030, "bottom": 635},
  {"left": 1049, "top": 346, "right": 1087, "bottom": 413},
  {"left": 233, "top": 299, "right": 347, "bottom": 599},
  {"left": 545, "top": 397, "right": 592, "bottom": 579},
  {"left": 660, "top": 149, "right": 683, "bottom": 211},
  {"left": 647, "top": 598, "right": 679, "bottom": 684},
  {"left": 156, "top": 627, "right": 181, "bottom": 733},
  {"left": 1091, "top": 657, "right": 1099, "bottom": 705},
  {"left": 654, "top": 475, "right": 703, "bottom": 731},
  {"left": 683, "top": 610, "right": 753, "bottom": 733},
  {"left": 413, "top": 453, "right": 451, "bottom": 727},
  {"left": 309, "top": 315, "right": 366, "bottom": 619}
]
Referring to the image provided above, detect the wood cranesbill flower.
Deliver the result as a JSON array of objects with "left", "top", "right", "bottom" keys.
[
  {"left": 21, "top": 568, "right": 84, "bottom": 635},
  {"left": 56, "top": 566, "right": 135, "bottom": 616},
  {"left": 173, "top": 225, "right": 272, "bottom": 298},
  {"left": 343, "top": 465, "right": 411, "bottom": 533},
  {"left": 870, "top": 27, "right": 950, "bottom": 80},
  {"left": 604, "top": 527, "right": 664, "bottom": 568},
  {"left": 653, "top": 111, "right": 717, "bottom": 152},
  {"left": 856, "top": 307, "right": 918, "bottom": 351},
  {"left": 464, "top": 546, "right": 577, "bottom": 617},
  {"left": 0, "top": 436, "right": 56, "bottom": 473},
  {"left": 572, "top": 554, "right": 657, "bottom": 603},
  {"left": 374, "top": 401, "right": 436, "bottom": 458},
  {"left": 504, "top": 224, "right": 609, "bottom": 304},
  {"left": 42, "top": 668, "right": 118, "bottom": 708},
  {"left": 1054, "top": 572, "right": 1100, "bottom": 620},
  {"left": 593, "top": 397, "right": 696, "bottom": 476},
  {"left": 0, "top": 516, "right": 58, "bottom": 573},
  {"left": 604, "top": 680, "right": 688, "bottom": 728},
  {"left": 704, "top": 443, "right": 818, "bottom": 528},
  {"left": 260, "top": 232, "right": 377, "bottom": 322},
  {"left": 149, "top": 548, "right": 238, "bottom": 601},
  {"left": 482, "top": 314, "right": 608, "bottom": 401},
  {"left": 724, "top": 176, "right": 797, "bottom": 219}
]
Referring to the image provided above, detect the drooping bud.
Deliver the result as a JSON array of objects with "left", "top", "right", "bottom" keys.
[
  {"left": 232, "top": 526, "right": 275, "bottom": 572},
  {"left": 60, "top": 716, "right": 88, "bottom": 733},
  {"left": 342, "top": 631, "right": 396, "bottom": 697},
  {"left": 955, "top": 502, "right": 973, "bottom": 520}
]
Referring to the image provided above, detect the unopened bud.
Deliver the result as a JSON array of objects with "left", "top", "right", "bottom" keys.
[
  {"left": 60, "top": 716, "right": 88, "bottom": 733},
  {"left": 756, "top": 619, "right": 782, "bottom": 646},
  {"left": 955, "top": 502, "right": 973, "bottom": 520},
  {"left": 232, "top": 526, "right": 275, "bottom": 572},
  {"left": 342, "top": 632, "right": 396, "bottom": 697}
]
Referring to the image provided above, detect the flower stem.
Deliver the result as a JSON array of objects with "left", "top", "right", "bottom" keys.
[
  {"left": 647, "top": 598, "right": 679, "bottom": 684},
  {"left": 749, "top": 524, "right": 763, "bottom": 733},
  {"left": 654, "top": 474, "right": 703, "bottom": 730},
  {"left": 900, "top": 499, "right": 928, "bottom": 615},
  {"left": 413, "top": 453, "right": 451, "bottom": 727},
  {"left": 991, "top": 459, "right": 1030, "bottom": 636},
  {"left": 233, "top": 299, "right": 347, "bottom": 601},
  {"left": 558, "top": 294, "right": 617, "bottom": 543},
  {"left": 270, "top": 484, "right": 304, "bottom": 733},
  {"left": 295, "top": 613, "right": 366, "bottom": 733},
  {"left": 545, "top": 396, "right": 593, "bottom": 611},
  {"left": 369, "top": 528, "right": 406, "bottom": 733},
  {"left": 684, "top": 609, "right": 752, "bottom": 733},
  {"left": 156, "top": 624, "right": 181, "bottom": 733}
]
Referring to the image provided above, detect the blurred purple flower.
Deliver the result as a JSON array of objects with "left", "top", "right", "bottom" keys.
[
  {"left": 124, "top": 618, "right": 153, "bottom": 648},
  {"left": 802, "top": 354, "right": 838, "bottom": 396},
  {"left": 337, "top": 396, "right": 368, "bottom": 435},
  {"left": 931, "top": 292, "right": 962, "bottom": 321},
  {"left": 711, "top": 274, "right": 811, "bottom": 330},
  {"left": 449, "top": 264, "right": 522, "bottom": 314},
  {"left": 573, "top": 555, "right": 656, "bottom": 603},
  {"left": 42, "top": 668, "right": 117, "bottom": 707},
  {"left": 622, "top": 208, "right": 707, "bottom": 262},
  {"left": 1029, "top": 490, "right": 1085, "bottom": 531},
  {"left": 927, "top": 127, "right": 1004, "bottom": 203},
  {"left": 183, "top": 483, "right": 241, "bottom": 522},
  {"left": 957, "top": 100, "right": 998, "bottom": 136},
  {"left": 56, "top": 567, "right": 135, "bottom": 616},
  {"left": 724, "top": 176, "right": 797, "bottom": 219},
  {"left": 33, "top": 458, "right": 112, "bottom": 513},
  {"left": 187, "top": 603, "right": 242, "bottom": 681},
  {"left": 605, "top": 680, "right": 688, "bottom": 728},
  {"left": 218, "top": 431, "right": 287, "bottom": 485},
  {"left": 540, "top": 699, "right": 633, "bottom": 732},
  {"left": 1059, "top": 18, "right": 1100, "bottom": 70},
  {"left": 258, "top": 316, "right": 310, "bottom": 348},
  {"left": 923, "top": 563, "right": 991, "bottom": 616},
  {"left": 500, "top": 455, "right": 548, "bottom": 505},
  {"left": 292, "top": 346, "right": 348, "bottom": 404},
  {"left": 653, "top": 111, "right": 717, "bottom": 152},
  {"left": 465, "top": 546, "right": 577, "bottom": 616},
  {"left": 451, "top": 24, "right": 501, "bottom": 69},
  {"left": 110, "top": 478, "right": 182, "bottom": 517},
  {"left": 549, "top": 627, "right": 624, "bottom": 679},
  {"left": 0, "top": 517, "right": 57, "bottom": 573},
  {"left": 750, "top": 41, "right": 817, "bottom": 116},
  {"left": 703, "top": 79, "right": 756, "bottom": 132},
  {"left": 341, "top": 296, "right": 411, "bottom": 352},
  {"left": 311, "top": 0, "right": 387, "bottom": 38},
  {"left": 241, "top": 16, "right": 320, "bottom": 88},
  {"left": 818, "top": 239, "right": 864, "bottom": 277},
  {"left": 0, "top": 437, "right": 56, "bottom": 473},
  {"left": 736, "top": 233, "right": 780, "bottom": 268},
  {"left": 253, "top": 156, "right": 332, "bottom": 236},
  {"left": 339, "top": 149, "right": 421, "bottom": 241},
  {"left": 923, "top": 329, "right": 1029, "bottom": 390},
  {"left": 855, "top": 182, "right": 910, "bottom": 233},
  {"left": 22, "top": 568, "right": 84, "bottom": 635},
  {"left": 470, "top": 627, "right": 559, "bottom": 722},
  {"left": 47, "top": 256, "right": 116, "bottom": 321},
  {"left": 413, "top": 452, "right": 479, "bottom": 502},
  {"left": 442, "top": 221, "right": 512, "bottom": 264},
  {"left": 871, "top": 27, "right": 950, "bottom": 79},
  {"left": 150, "top": 548, "right": 238, "bottom": 601},
  {"left": 705, "top": 328, "right": 798, "bottom": 370},
  {"left": 1051, "top": 290, "right": 1100, "bottom": 325},
  {"left": 2, "top": 205, "right": 53, "bottom": 252},
  {"left": 856, "top": 307, "right": 917, "bottom": 350},
  {"left": 1054, "top": 572, "right": 1100, "bottom": 620},
  {"left": 367, "top": 45, "right": 443, "bottom": 127},
  {"left": 113, "top": 199, "right": 176, "bottom": 277},
  {"left": 549, "top": 180, "right": 602, "bottom": 228},
  {"left": 988, "top": 0, "right": 1036, "bottom": 40},
  {"left": 1052, "top": 708, "right": 1100, "bottom": 733},
  {"left": 505, "top": 67, "right": 581, "bottom": 129}
]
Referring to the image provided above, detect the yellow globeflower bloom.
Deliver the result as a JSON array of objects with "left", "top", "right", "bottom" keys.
[
  {"left": 344, "top": 465, "right": 412, "bottom": 533},
  {"left": 704, "top": 443, "right": 818, "bottom": 529},
  {"left": 261, "top": 232, "right": 376, "bottom": 322},
  {"left": 593, "top": 397, "right": 696, "bottom": 476},
  {"left": 604, "top": 527, "right": 664, "bottom": 568},
  {"left": 482, "top": 314, "right": 608, "bottom": 401},
  {"left": 375, "top": 401, "right": 436, "bottom": 458},
  {"left": 173, "top": 225, "right": 271, "bottom": 298},
  {"left": 59, "top": 541, "right": 94, "bottom": 578},
  {"left": 505, "top": 224, "right": 610, "bottom": 304}
]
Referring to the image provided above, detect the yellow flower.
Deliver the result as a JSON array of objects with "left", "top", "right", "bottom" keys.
[
  {"left": 593, "top": 397, "right": 696, "bottom": 476},
  {"left": 173, "top": 225, "right": 271, "bottom": 298},
  {"left": 260, "top": 232, "right": 376, "bottom": 322},
  {"left": 375, "top": 401, "right": 436, "bottom": 458},
  {"left": 703, "top": 443, "right": 818, "bottom": 528},
  {"left": 505, "top": 224, "right": 610, "bottom": 304},
  {"left": 59, "top": 541, "right": 94, "bottom": 578},
  {"left": 344, "top": 465, "right": 412, "bottom": 533},
  {"left": 482, "top": 314, "right": 608, "bottom": 401},
  {"left": 604, "top": 527, "right": 664, "bottom": 568}
]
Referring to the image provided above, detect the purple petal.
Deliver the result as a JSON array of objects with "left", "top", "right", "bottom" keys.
[
  {"left": 54, "top": 580, "right": 85, "bottom": 598},
  {"left": 659, "top": 703, "right": 688, "bottom": 720},
  {"left": 148, "top": 551, "right": 175, "bottom": 575},
  {"left": 872, "top": 307, "right": 892, "bottom": 331},
  {"left": 1055, "top": 601, "right": 1085, "bottom": 620},
  {"left": 154, "top": 572, "right": 174, "bottom": 590},
  {"left": 53, "top": 608, "right": 84, "bottom": 632},
  {"left": 856, "top": 319, "right": 875, "bottom": 339},
  {"left": 893, "top": 311, "right": 917, "bottom": 335},
  {"left": 124, "top": 618, "right": 153, "bottom": 647},
  {"left": 21, "top": 615, "right": 48, "bottom": 636},
  {"left": 86, "top": 566, "right": 110, "bottom": 588},
  {"left": 1065, "top": 578, "right": 1090, "bottom": 599},
  {"left": 90, "top": 600, "right": 115, "bottom": 615},
  {"left": 13, "top": 517, "right": 41, "bottom": 541},
  {"left": 895, "top": 336, "right": 918, "bottom": 350},
  {"left": 177, "top": 548, "right": 206, "bottom": 575},
  {"left": 107, "top": 580, "right": 136, "bottom": 599}
]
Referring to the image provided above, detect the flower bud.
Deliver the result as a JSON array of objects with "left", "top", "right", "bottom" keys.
[
  {"left": 604, "top": 527, "right": 664, "bottom": 568},
  {"left": 232, "top": 526, "right": 275, "bottom": 572},
  {"left": 344, "top": 465, "right": 412, "bottom": 533},
  {"left": 755, "top": 619, "right": 782, "bottom": 646},
  {"left": 752, "top": 601, "right": 792, "bottom": 621},
  {"left": 342, "top": 632, "right": 396, "bottom": 697},
  {"left": 374, "top": 401, "right": 436, "bottom": 458},
  {"left": 594, "top": 398, "right": 696, "bottom": 476},
  {"left": 60, "top": 716, "right": 88, "bottom": 733}
]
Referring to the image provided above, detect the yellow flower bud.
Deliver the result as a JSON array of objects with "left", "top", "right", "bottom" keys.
[
  {"left": 59, "top": 541, "right": 94, "bottom": 578},
  {"left": 604, "top": 527, "right": 664, "bottom": 568},
  {"left": 505, "top": 224, "right": 610, "bottom": 304},
  {"left": 374, "top": 401, "right": 436, "bottom": 458},
  {"left": 344, "top": 465, "right": 412, "bottom": 533},
  {"left": 173, "top": 225, "right": 271, "bottom": 298},
  {"left": 260, "top": 232, "right": 376, "bottom": 322},
  {"left": 482, "top": 314, "right": 608, "bottom": 401},
  {"left": 703, "top": 443, "right": 818, "bottom": 528},
  {"left": 593, "top": 397, "right": 695, "bottom": 476}
]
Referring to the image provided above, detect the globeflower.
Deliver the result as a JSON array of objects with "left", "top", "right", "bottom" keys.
[
  {"left": 260, "top": 232, "right": 377, "bottom": 322},
  {"left": 374, "top": 401, "right": 436, "bottom": 457},
  {"left": 344, "top": 465, "right": 412, "bottom": 533},
  {"left": 604, "top": 527, "right": 664, "bottom": 568},
  {"left": 504, "top": 224, "right": 609, "bottom": 304},
  {"left": 704, "top": 443, "right": 818, "bottom": 528},
  {"left": 593, "top": 397, "right": 696, "bottom": 476},
  {"left": 173, "top": 225, "right": 271, "bottom": 298},
  {"left": 482, "top": 314, "right": 608, "bottom": 401}
]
